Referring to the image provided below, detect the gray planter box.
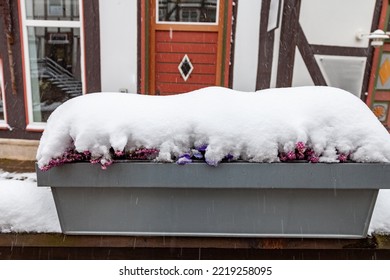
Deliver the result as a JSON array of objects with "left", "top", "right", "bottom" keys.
[{"left": 36, "top": 162, "right": 390, "bottom": 238}]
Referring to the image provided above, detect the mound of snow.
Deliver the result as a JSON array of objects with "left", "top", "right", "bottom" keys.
[
  {"left": 36, "top": 86, "right": 390, "bottom": 169},
  {"left": 0, "top": 171, "right": 61, "bottom": 233}
]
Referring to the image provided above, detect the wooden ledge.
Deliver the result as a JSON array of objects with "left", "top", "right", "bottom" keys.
[
  {"left": 1, "top": 234, "right": 389, "bottom": 259},
  {"left": 0, "top": 233, "right": 388, "bottom": 249}
]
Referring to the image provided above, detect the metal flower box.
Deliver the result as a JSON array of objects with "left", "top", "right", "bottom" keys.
[{"left": 36, "top": 162, "right": 390, "bottom": 238}]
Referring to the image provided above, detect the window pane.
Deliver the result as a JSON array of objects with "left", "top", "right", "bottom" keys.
[
  {"left": 25, "top": 0, "right": 80, "bottom": 21},
  {"left": 27, "top": 26, "right": 82, "bottom": 122},
  {"left": 158, "top": 0, "right": 218, "bottom": 23}
]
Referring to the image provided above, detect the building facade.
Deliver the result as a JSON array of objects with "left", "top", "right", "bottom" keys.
[{"left": 0, "top": 0, "right": 388, "bottom": 160}]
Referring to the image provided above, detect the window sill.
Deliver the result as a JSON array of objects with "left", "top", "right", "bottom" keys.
[
  {"left": 0, "top": 123, "right": 12, "bottom": 131},
  {"left": 26, "top": 123, "right": 46, "bottom": 132}
]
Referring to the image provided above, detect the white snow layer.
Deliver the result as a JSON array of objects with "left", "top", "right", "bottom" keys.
[
  {"left": 36, "top": 86, "right": 390, "bottom": 168},
  {"left": 0, "top": 171, "right": 61, "bottom": 233}
]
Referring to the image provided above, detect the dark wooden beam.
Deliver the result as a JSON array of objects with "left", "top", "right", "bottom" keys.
[
  {"left": 276, "top": 0, "right": 301, "bottom": 87},
  {"left": 256, "top": 0, "right": 275, "bottom": 90},
  {"left": 83, "top": 0, "right": 101, "bottom": 93},
  {"left": 228, "top": 0, "right": 239, "bottom": 88},
  {"left": 0, "top": 233, "right": 389, "bottom": 260},
  {"left": 0, "top": 233, "right": 385, "bottom": 249},
  {"left": 310, "top": 45, "right": 369, "bottom": 57},
  {"left": 1, "top": 0, "right": 17, "bottom": 95}
]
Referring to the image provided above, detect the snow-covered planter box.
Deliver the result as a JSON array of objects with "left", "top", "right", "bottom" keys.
[
  {"left": 36, "top": 161, "right": 390, "bottom": 238},
  {"left": 35, "top": 86, "right": 390, "bottom": 238}
]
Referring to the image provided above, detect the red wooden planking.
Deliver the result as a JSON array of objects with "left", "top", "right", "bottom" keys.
[
  {"left": 156, "top": 30, "right": 218, "bottom": 43},
  {"left": 156, "top": 73, "right": 216, "bottom": 84},
  {"left": 374, "top": 91, "right": 390, "bottom": 101},
  {"left": 156, "top": 42, "right": 217, "bottom": 54},
  {"left": 156, "top": 53, "right": 216, "bottom": 64},
  {"left": 156, "top": 83, "right": 214, "bottom": 95},
  {"left": 154, "top": 30, "right": 218, "bottom": 94},
  {"left": 156, "top": 63, "right": 216, "bottom": 75}
]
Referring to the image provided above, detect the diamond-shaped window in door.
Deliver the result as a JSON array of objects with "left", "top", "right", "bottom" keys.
[{"left": 178, "top": 54, "right": 194, "bottom": 81}]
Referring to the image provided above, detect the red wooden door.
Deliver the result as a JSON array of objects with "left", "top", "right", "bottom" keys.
[{"left": 146, "top": 0, "right": 231, "bottom": 95}]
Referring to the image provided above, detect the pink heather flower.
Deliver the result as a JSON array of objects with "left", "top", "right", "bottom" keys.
[
  {"left": 90, "top": 158, "right": 101, "bottom": 164},
  {"left": 309, "top": 155, "right": 319, "bottom": 163},
  {"left": 40, "top": 165, "right": 50, "bottom": 171},
  {"left": 296, "top": 141, "right": 306, "bottom": 154},
  {"left": 286, "top": 151, "right": 296, "bottom": 160},
  {"left": 100, "top": 159, "right": 113, "bottom": 170},
  {"left": 296, "top": 152, "right": 305, "bottom": 160},
  {"left": 305, "top": 148, "right": 314, "bottom": 157},
  {"left": 279, "top": 152, "right": 287, "bottom": 162},
  {"left": 128, "top": 147, "right": 159, "bottom": 160},
  {"left": 83, "top": 150, "right": 91, "bottom": 156},
  {"left": 338, "top": 153, "right": 348, "bottom": 162}
]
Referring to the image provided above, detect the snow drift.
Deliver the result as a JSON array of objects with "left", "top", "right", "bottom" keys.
[{"left": 36, "top": 86, "right": 390, "bottom": 169}]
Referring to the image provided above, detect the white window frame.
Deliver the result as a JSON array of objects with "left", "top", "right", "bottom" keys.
[
  {"left": 19, "top": 0, "right": 86, "bottom": 131},
  {"left": 156, "top": 0, "right": 220, "bottom": 25},
  {"left": 0, "top": 58, "right": 10, "bottom": 130}
]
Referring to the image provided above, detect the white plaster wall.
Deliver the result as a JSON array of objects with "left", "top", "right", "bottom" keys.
[
  {"left": 292, "top": 47, "right": 314, "bottom": 87},
  {"left": 270, "top": 0, "right": 284, "bottom": 88},
  {"left": 299, "top": 0, "right": 376, "bottom": 47},
  {"left": 99, "top": 0, "right": 138, "bottom": 93},
  {"left": 232, "top": 0, "right": 262, "bottom": 92}
]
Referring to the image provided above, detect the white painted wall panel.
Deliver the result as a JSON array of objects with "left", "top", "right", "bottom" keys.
[
  {"left": 299, "top": 0, "right": 376, "bottom": 47},
  {"left": 232, "top": 0, "right": 262, "bottom": 91},
  {"left": 292, "top": 47, "right": 314, "bottom": 87},
  {"left": 99, "top": 0, "right": 137, "bottom": 93}
]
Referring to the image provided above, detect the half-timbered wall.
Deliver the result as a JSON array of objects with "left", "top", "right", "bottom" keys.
[
  {"left": 98, "top": 0, "right": 379, "bottom": 97},
  {"left": 233, "top": 0, "right": 380, "bottom": 98}
]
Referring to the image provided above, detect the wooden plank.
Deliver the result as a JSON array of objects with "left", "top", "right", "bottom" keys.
[
  {"left": 2, "top": 246, "right": 390, "bottom": 260},
  {"left": 156, "top": 83, "right": 213, "bottom": 94},
  {"left": 156, "top": 31, "right": 218, "bottom": 43},
  {"left": 156, "top": 53, "right": 217, "bottom": 64},
  {"left": 155, "top": 23, "right": 219, "bottom": 32},
  {"left": 156, "top": 73, "right": 216, "bottom": 84},
  {"left": 276, "top": 0, "right": 302, "bottom": 87},
  {"left": 156, "top": 63, "right": 216, "bottom": 74},
  {"left": 215, "top": 0, "right": 225, "bottom": 87},
  {"left": 311, "top": 45, "right": 368, "bottom": 57},
  {"left": 156, "top": 42, "right": 217, "bottom": 54},
  {"left": 373, "top": 91, "right": 390, "bottom": 101},
  {"left": 256, "top": 0, "right": 275, "bottom": 90},
  {"left": 0, "top": 233, "right": 386, "bottom": 249},
  {"left": 149, "top": 0, "right": 157, "bottom": 94}
]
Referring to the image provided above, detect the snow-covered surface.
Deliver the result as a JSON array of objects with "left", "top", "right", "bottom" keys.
[
  {"left": 0, "top": 171, "right": 61, "bottom": 233},
  {"left": 0, "top": 169, "right": 389, "bottom": 234},
  {"left": 37, "top": 86, "right": 390, "bottom": 169}
]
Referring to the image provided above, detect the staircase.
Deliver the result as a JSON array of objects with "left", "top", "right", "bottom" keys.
[{"left": 33, "top": 57, "right": 82, "bottom": 97}]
